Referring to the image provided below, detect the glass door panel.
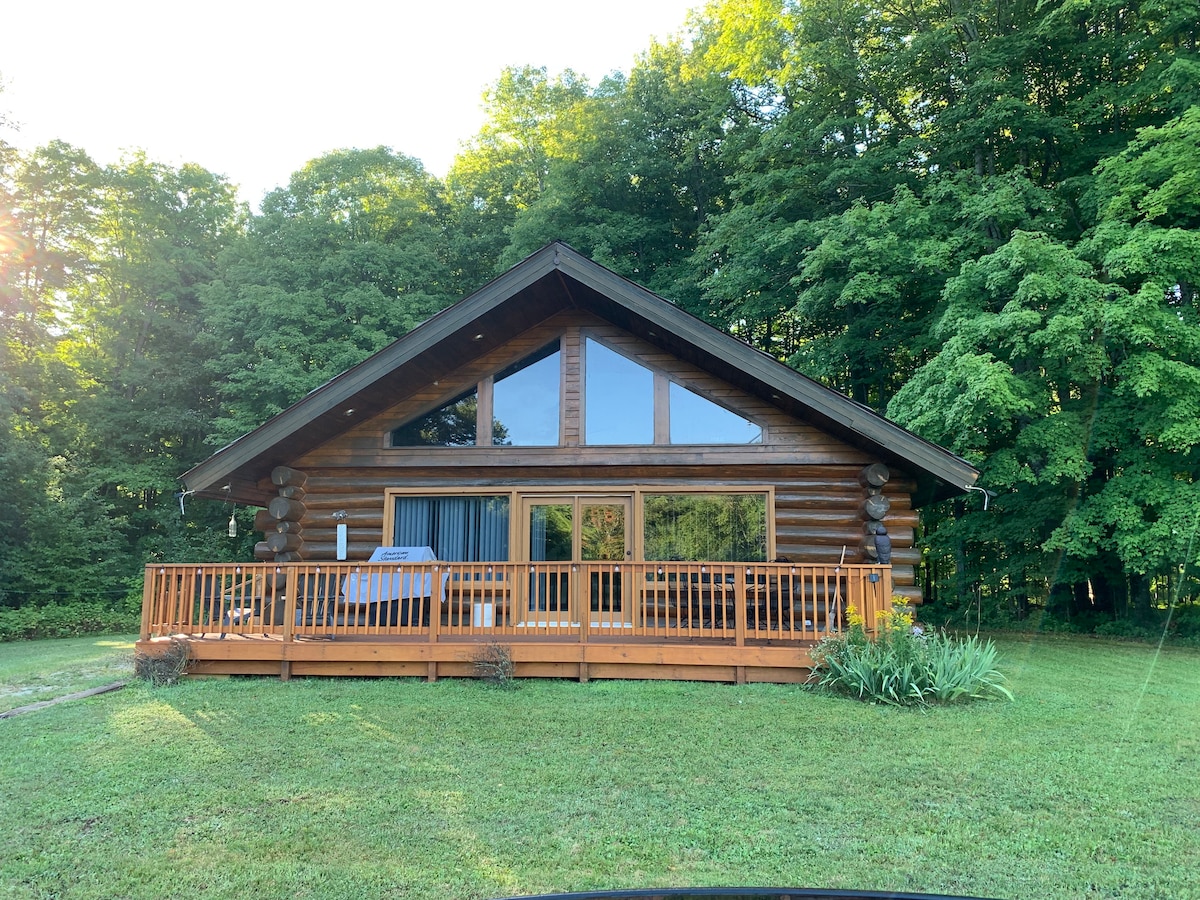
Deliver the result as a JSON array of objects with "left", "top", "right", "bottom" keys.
[
  {"left": 526, "top": 501, "right": 573, "bottom": 620},
  {"left": 581, "top": 500, "right": 632, "bottom": 627},
  {"left": 580, "top": 501, "right": 627, "bottom": 560}
]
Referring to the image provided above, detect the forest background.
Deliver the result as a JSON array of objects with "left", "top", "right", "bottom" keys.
[{"left": 2, "top": 0, "right": 1198, "bottom": 640}]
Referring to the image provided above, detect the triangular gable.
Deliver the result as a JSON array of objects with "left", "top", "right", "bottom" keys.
[{"left": 183, "top": 242, "right": 978, "bottom": 503}]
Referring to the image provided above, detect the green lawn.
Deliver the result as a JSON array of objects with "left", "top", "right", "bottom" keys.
[
  {"left": 1, "top": 635, "right": 1197, "bottom": 900},
  {"left": 0, "top": 634, "right": 135, "bottom": 709}
]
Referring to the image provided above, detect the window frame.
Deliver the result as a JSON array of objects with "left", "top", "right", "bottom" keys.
[
  {"left": 581, "top": 333, "right": 767, "bottom": 447},
  {"left": 386, "top": 330, "right": 769, "bottom": 450},
  {"left": 383, "top": 485, "right": 776, "bottom": 562}
]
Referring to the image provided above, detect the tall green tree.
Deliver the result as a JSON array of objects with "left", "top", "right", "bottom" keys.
[
  {"left": 502, "top": 40, "right": 747, "bottom": 299},
  {"left": 889, "top": 232, "right": 1113, "bottom": 615},
  {"left": 1, "top": 145, "right": 240, "bottom": 598},
  {"left": 56, "top": 153, "right": 242, "bottom": 564},
  {"left": 890, "top": 105, "right": 1200, "bottom": 617},
  {"left": 0, "top": 141, "right": 110, "bottom": 604},
  {"left": 445, "top": 67, "right": 591, "bottom": 284},
  {"left": 203, "top": 148, "right": 457, "bottom": 444},
  {"left": 1049, "top": 107, "right": 1200, "bottom": 613}
]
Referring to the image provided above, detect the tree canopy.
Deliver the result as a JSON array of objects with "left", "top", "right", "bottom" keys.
[{"left": 1, "top": 3, "right": 1198, "bottom": 630}]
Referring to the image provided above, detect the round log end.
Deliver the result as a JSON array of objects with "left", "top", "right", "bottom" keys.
[
  {"left": 267, "top": 496, "right": 307, "bottom": 522},
  {"left": 860, "top": 495, "right": 892, "bottom": 520},
  {"left": 858, "top": 463, "right": 891, "bottom": 488},
  {"left": 270, "top": 466, "right": 308, "bottom": 488},
  {"left": 266, "top": 532, "right": 304, "bottom": 554}
]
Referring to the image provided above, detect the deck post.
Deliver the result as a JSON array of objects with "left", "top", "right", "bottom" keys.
[
  {"left": 427, "top": 566, "right": 442, "bottom": 682},
  {"left": 734, "top": 568, "right": 747, "bottom": 648},
  {"left": 280, "top": 565, "right": 297, "bottom": 681},
  {"left": 576, "top": 566, "right": 589, "bottom": 682},
  {"left": 735, "top": 567, "right": 748, "bottom": 685},
  {"left": 140, "top": 566, "right": 155, "bottom": 642}
]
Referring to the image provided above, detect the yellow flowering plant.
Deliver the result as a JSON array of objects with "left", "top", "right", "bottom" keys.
[{"left": 810, "top": 596, "right": 1012, "bottom": 706}]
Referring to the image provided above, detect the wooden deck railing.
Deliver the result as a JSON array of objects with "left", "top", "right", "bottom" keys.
[{"left": 141, "top": 561, "right": 893, "bottom": 645}]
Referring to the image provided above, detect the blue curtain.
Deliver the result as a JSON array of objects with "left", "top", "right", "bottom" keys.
[{"left": 394, "top": 496, "right": 509, "bottom": 561}]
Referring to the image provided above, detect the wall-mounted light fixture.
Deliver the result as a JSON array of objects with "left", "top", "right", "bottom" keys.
[{"left": 333, "top": 510, "right": 348, "bottom": 560}]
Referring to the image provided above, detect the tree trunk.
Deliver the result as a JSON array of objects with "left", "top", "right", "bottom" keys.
[{"left": 1129, "top": 573, "right": 1154, "bottom": 623}]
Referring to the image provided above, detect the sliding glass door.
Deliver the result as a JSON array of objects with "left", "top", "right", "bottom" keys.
[{"left": 521, "top": 496, "right": 631, "bottom": 624}]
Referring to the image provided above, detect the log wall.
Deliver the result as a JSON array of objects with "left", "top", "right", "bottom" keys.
[
  {"left": 266, "top": 464, "right": 920, "bottom": 601},
  {"left": 258, "top": 311, "right": 925, "bottom": 602}
]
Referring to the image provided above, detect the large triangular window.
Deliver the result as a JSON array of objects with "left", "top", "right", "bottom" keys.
[
  {"left": 391, "top": 341, "right": 561, "bottom": 448},
  {"left": 390, "top": 388, "right": 481, "bottom": 447},
  {"left": 583, "top": 337, "right": 763, "bottom": 445},
  {"left": 392, "top": 335, "right": 763, "bottom": 448},
  {"left": 669, "top": 382, "right": 762, "bottom": 445}
]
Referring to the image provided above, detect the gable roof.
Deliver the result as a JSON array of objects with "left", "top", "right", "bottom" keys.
[{"left": 183, "top": 242, "right": 978, "bottom": 504}]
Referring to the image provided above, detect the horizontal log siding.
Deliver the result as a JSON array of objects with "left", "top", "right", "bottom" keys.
[{"left": 281, "top": 465, "right": 917, "bottom": 592}]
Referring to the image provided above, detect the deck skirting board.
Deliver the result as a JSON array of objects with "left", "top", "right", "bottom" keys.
[{"left": 141, "top": 636, "right": 816, "bottom": 683}]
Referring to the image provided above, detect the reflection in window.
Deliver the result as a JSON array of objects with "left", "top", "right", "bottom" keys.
[
  {"left": 493, "top": 341, "right": 560, "bottom": 446},
  {"left": 528, "top": 503, "right": 572, "bottom": 613},
  {"left": 581, "top": 503, "right": 626, "bottom": 561},
  {"left": 390, "top": 389, "right": 480, "bottom": 447},
  {"left": 529, "top": 503, "right": 573, "bottom": 562},
  {"left": 644, "top": 493, "right": 767, "bottom": 562},
  {"left": 670, "top": 383, "right": 762, "bottom": 444},
  {"left": 394, "top": 495, "right": 510, "bottom": 561},
  {"left": 585, "top": 339, "right": 653, "bottom": 444}
]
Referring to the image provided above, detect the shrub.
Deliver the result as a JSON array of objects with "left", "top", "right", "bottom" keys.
[
  {"left": 0, "top": 600, "right": 141, "bottom": 642},
  {"left": 1171, "top": 604, "right": 1200, "bottom": 642},
  {"left": 810, "top": 598, "right": 1013, "bottom": 706},
  {"left": 133, "top": 638, "right": 191, "bottom": 686},
  {"left": 471, "top": 641, "right": 516, "bottom": 688}
]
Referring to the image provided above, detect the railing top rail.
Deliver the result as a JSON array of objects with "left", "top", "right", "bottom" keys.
[{"left": 146, "top": 560, "right": 890, "bottom": 571}]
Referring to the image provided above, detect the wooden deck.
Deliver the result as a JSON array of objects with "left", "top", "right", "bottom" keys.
[{"left": 137, "top": 561, "right": 892, "bottom": 683}]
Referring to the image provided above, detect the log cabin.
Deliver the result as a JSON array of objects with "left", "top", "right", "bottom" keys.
[{"left": 138, "top": 242, "right": 979, "bottom": 683}]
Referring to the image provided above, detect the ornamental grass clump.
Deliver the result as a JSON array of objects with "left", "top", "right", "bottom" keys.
[{"left": 810, "top": 598, "right": 1013, "bottom": 706}]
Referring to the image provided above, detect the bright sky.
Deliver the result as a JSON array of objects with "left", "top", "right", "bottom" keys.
[{"left": 1, "top": 0, "right": 700, "bottom": 206}]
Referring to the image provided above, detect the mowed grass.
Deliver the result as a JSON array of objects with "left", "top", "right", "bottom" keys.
[
  {"left": 1, "top": 636, "right": 1197, "bottom": 900},
  {"left": 0, "top": 634, "right": 135, "bottom": 709}
]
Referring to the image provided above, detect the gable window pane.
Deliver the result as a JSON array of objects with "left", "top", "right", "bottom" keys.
[
  {"left": 492, "top": 341, "right": 561, "bottom": 446},
  {"left": 391, "top": 389, "right": 478, "bottom": 447},
  {"left": 643, "top": 493, "right": 767, "bottom": 562},
  {"left": 585, "top": 339, "right": 653, "bottom": 444},
  {"left": 394, "top": 496, "right": 510, "bottom": 561},
  {"left": 669, "top": 383, "right": 762, "bottom": 444}
]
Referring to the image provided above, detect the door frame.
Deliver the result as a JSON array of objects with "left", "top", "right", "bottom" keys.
[{"left": 519, "top": 493, "right": 633, "bottom": 625}]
